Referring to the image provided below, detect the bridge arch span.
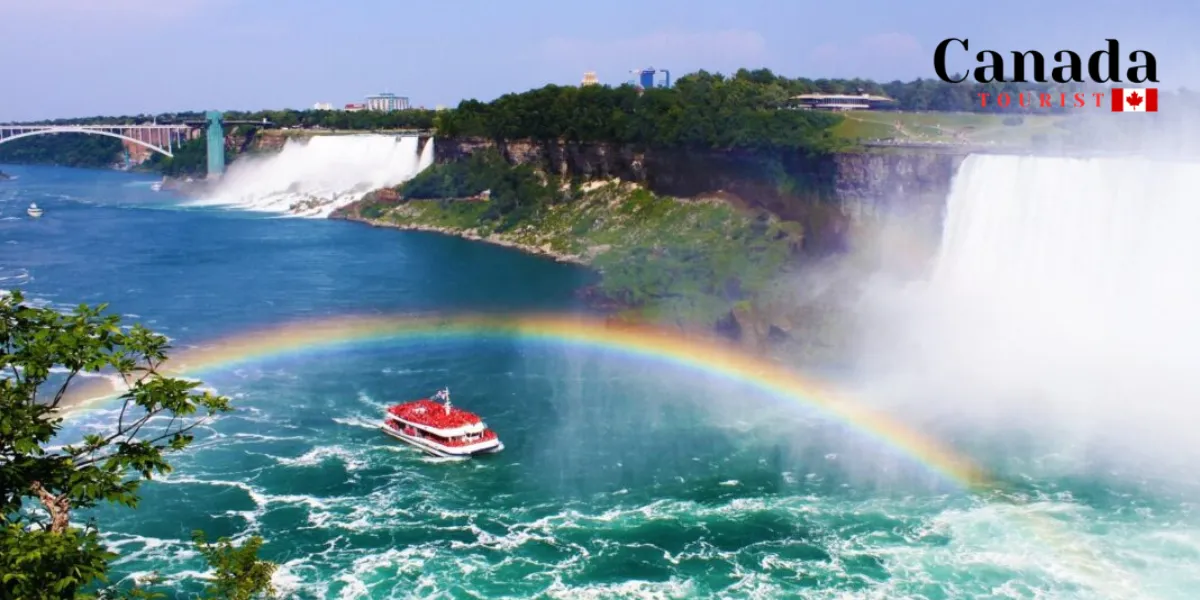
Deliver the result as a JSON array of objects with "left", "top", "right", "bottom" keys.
[{"left": 0, "top": 128, "right": 176, "bottom": 158}]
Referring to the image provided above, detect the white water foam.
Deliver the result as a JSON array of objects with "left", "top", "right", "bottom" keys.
[
  {"left": 193, "top": 135, "right": 434, "bottom": 218},
  {"left": 856, "top": 153, "right": 1200, "bottom": 477}
]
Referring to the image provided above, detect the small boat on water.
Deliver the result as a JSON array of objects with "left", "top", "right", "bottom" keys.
[
  {"left": 382, "top": 388, "right": 503, "bottom": 458},
  {"left": 26, "top": 203, "right": 43, "bottom": 218},
  {"left": 150, "top": 181, "right": 163, "bottom": 191}
]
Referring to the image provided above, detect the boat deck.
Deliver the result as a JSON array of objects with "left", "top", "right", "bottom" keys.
[{"left": 387, "top": 399, "right": 483, "bottom": 430}]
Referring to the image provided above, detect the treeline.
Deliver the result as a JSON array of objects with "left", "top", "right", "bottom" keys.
[
  {"left": 9, "top": 68, "right": 1200, "bottom": 169},
  {"left": 224, "top": 109, "right": 436, "bottom": 130},
  {"left": 0, "top": 133, "right": 123, "bottom": 168},
  {"left": 428, "top": 69, "right": 1142, "bottom": 148},
  {"left": 8, "top": 70, "right": 1200, "bottom": 135},
  {"left": 436, "top": 70, "right": 845, "bottom": 152}
]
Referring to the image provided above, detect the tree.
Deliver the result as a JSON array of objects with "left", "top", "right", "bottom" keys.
[
  {"left": 0, "top": 289, "right": 261, "bottom": 598},
  {"left": 192, "top": 532, "right": 277, "bottom": 600}
]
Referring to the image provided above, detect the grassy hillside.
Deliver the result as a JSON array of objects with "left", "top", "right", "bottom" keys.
[
  {"left": 351, "top": 181, "right": 800, "bottom": 325},
  {"left": 831, "top": 110, "right": 1070, "bottom": 145}
]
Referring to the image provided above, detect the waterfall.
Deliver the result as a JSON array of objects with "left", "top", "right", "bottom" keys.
[
  {"left": 195, "top": 134, "right": 433, "bottom": 218},
  {"left": 856, "top": 153, "right": 1200, "bottom": 469},
  {"left": 417, "top": 136, "right": 435, "bottom": 172}
]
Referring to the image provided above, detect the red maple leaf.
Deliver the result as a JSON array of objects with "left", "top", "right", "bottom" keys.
[{"left": 1127, "top": 91, "right": 1143, "bottom": 108}]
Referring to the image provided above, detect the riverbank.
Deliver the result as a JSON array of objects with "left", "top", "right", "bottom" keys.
[
  {"left": 330, "top": 178, "right": 875, "bottom": 366},
  {"left": 333, "top": 180, "right": 803, "bottom": 330},
  {"left": 334, "top": 213, "right": 590, "bottom": 266}
]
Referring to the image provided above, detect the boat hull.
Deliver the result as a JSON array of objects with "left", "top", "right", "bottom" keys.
[
  {"left": 381, "top": 424, "right": 503, "bottom": 458},
  {"left": 27, "top": 210, "right": 43, "bottom": 218}
]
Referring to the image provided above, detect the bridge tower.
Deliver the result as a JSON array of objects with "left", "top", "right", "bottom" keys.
[{"left": 205, "top": 110, "right": 225, "bottom": 179}]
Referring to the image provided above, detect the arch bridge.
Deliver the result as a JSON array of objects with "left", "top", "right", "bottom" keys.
[
  {"left": 0, "top": 124, "right": 194, "bottom": 158},
  {"left": 0, "top": 112, "right": 275, "bottom": 178}
]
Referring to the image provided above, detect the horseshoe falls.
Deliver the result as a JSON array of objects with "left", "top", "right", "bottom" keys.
[{"left": 861, "top": 154, "right": 1200, "bottom": 460}]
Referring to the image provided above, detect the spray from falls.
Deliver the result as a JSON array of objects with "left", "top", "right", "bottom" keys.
[
  {"left": 854, "top": 153, "right": 1200, "bottom": 478},
  {"left": 195, "top": 134, "right": 435, "bottom": 218}
]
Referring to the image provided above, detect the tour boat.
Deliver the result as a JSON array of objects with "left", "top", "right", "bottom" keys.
[
  {"left": 150, "top": 180, "right": 164, "bottom": 191},
  {"left": 381, "top": 388, "right": 503, "bottom": 458},
  {"left": 26, "top": 203, "right": 43, "bottom": 218}
]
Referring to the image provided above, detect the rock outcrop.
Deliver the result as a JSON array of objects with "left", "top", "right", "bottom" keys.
[{"left": 433, "top": 138, "right": 964, "bottom": 256}]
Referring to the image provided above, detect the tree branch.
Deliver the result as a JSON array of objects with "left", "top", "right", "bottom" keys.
[
  {"left": 73, "top": 414, "right": 212, "bottom": 469},
  {"left": 49, "top": 370, "right": 79, "bottom": 411},
  {"left": 29, "top": 481, "right": 71, "bottom": 534}
]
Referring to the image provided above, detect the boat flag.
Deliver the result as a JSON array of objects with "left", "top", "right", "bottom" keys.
[{"left": 1111, "top": 88, "right": 1158, "bottom": 112}]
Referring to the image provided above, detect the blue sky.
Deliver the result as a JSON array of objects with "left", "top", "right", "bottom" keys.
[{"left": 1, "top": 0, "right": 1197, "bottom": 121}]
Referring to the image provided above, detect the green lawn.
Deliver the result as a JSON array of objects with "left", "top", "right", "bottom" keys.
[{"left": 831, "top": 110, "right": 1070, "bottom": 146}]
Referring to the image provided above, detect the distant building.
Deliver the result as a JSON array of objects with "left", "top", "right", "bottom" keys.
[
  {"left": 345, "top": 103, "right": 366, "bottom": 112},
  {"left": 435, "top": 105, "right": 447, "bottom": 111},
  {"left": 581, "top": 71, "right": 599, "bottom": 86},
  {"left": 313, "top": 102, "right": 333, "bottom": 110},
  {"left": 638, "top": 69, "right": 655, "bottom": 89},
  {"left": 629, "top": 67, "right": 671, "bottom": 89},
  {"left": 366, "top": 93, "right": 410, "bottom": 112},
  {"left": 791, "top": 93, "right": 895, "bottom": 111}
]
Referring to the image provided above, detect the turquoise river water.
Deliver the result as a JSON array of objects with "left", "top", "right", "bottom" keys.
[{"left": 2, "top": 161, "right": 1199, "bottom": 599}]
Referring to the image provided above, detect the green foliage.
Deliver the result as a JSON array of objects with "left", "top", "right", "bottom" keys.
[
  {"left": 396, "top": 149, "right": 558, "bottom": 229},
  {"left": 192, "top": 532, "right": 276, "bottom": 600},
  {"left": 401, "top": 149, "right": 509, "bottom": 200},
  {"left": 0, "top": 290, "right": 237, "bottom": 599},
  {"left": 359, "top": 202, "right": 388, "bottom": 220},
  {"left": 0, "top": 134, "right": 123, "bottom": 168},
  {"left": 586, "top": 196, "right": 793, "bottom": 322},
  {"left": 145, "top": 136, "right": 209, "bottom": 177},
  {"left": 371, "top": 181, "right": 796, "bottom": 326},
  {"left": 435, "top": 71, "right": 845, "bottom": 153}
]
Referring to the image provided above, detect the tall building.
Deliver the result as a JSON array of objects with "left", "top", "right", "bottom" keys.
[
  {"left": 365, "top": 92, "right": 410, "bottom": 112},
  {"left": 581, "top": 71, "right": 599, "bottom": 86},
  {"left": 638, "top": 68, "right": 656, "bottom": 89},
  {"left": 313, "top": 102, "right": 333, "bottom": 110},
  {"left": 630, "top": 68, "right": 670, "bottom": 89}
]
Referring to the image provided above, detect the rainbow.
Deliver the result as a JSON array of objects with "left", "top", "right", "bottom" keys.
[
  {"left": 63, "top": 312, "right": 990, "bottom": 490},
  {"left": 62, "top": 312, "right": 1146, "bottom": 591}
]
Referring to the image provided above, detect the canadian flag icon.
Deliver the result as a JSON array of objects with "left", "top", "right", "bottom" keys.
[{"left": 1111, "top": 88, "right": 1158, "bottom": 112}]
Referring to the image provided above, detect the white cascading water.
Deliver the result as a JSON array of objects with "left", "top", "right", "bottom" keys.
[
  {"left": 194, "top": 134, "right": 435, "bottom": 218},
  {"left": 856, "top": 153, "right": 1200, "bottom": 473}
]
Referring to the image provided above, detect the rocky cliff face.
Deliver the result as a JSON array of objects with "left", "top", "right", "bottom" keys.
[
  {"left": 249, "top": 131, "right": 289, "bottom": 153},
  {"left": 435, "top": 138, "right": 964, "bottom": 255},
  {"left": 430, "top": 138, "right": 972, "bottom": 362}
]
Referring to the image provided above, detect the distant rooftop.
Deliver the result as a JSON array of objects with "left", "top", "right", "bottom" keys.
[{"left": 792, "top": 93, "right": 895, "bottom": 102}]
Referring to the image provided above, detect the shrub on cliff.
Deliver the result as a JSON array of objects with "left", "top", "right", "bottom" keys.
[
  {"left": 401, "top": 149, "right": 508, "bottom": 199},
  {"left": 398, "top": 149, "right": 558, "bottom": 229},
  {"left": 0, "top": 291, "right": 276, "bottom": 599}
]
